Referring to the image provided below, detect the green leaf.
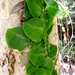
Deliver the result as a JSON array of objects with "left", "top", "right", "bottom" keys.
[
  {"left": 44, "top": 0, "right": 54, "bottom": 6},
  {"left": 31, "top": 48, "right": 46, "bottom": 54},
  {"left": 46, "top": 1, "right": 59, "bottom": 17},
  {"left": 26, "top": 63, "right": 38, "bottom": 75},
  {"left": 23, "top": 3, "right": 32, "bottom": 20},
  {"left": 48, "top": 44, "right": 57, "bottom": 58},
  {"left": 33, "top": 68, "right": 51, "bottom": 75},
  {"left": 43, "top": 0, "right": 46, "bottom": 7},
  {"left": 47, "top": 24, "right": 53, "bottom": 34},
  {"left": 23, "top": 18, "right": 44, "bottom": 42},
  {"left": 6, "top": 26, "right": 30, "bottom": 51},
  {"left": 29, "top": 48, "right": 46, "bottom": 66},
  {"left": 27, "top": 0, "right": 43, "bottom": 17},
  {"left": 30, "top": 41, "right": 43, "bottom": 51},
  {"left": 41, "top": 12, "right": 53, "bottom": 30},
  {"left": 52, "top": 70, "right": 57, "bottom": 75},
  {"left": 43, "top": 57, "right": 54, "bottom": 74}
]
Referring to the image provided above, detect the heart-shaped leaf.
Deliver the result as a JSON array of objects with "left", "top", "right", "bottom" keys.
[
  {"left": 33, "top": 68, "right": 51, "bottom": 75},
  {"left": 6, "top": 26, "right": 30, "bottom": 51},
  {"left": 23, "top": 3, "right": 32, "bottom": 20},
  {"left": 27, "top": 0, "right": 43, "bottom": 17},
  {"left": 43, "top": 57, "right": 54, "bottom": 74},
  {"left": 23, "top": 18, "right": 44, "bottom": 42},
  {"left": 26, "top": 63, "right": 38, "bottom": 75},
  {"left": 29, "top": 48, "right": 46, "bottom": 66},
  {"left": 48, "top": 44, "right": 57, "bottom": 58}
]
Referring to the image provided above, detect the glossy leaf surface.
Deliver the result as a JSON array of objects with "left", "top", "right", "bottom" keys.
[
  {"left": 23, "top": 18, "right": 44, "bottom": 42},
  {"left": 6, "top": 27, "right": 30, "bottom": 51},
  {"left": 27, "top": 0, "right": 43, "bottom": 17}
]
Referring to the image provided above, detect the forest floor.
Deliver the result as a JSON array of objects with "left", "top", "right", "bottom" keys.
[{"left": 60, "top": 58, "right": 75, "bottom": 75}]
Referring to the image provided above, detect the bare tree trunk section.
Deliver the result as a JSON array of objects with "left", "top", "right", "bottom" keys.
[
  {"left": 49, "top": 18, "right": 59, "bottom": 45},
  {"left": 49, "top": 17, "right": 60, "bottom": 75},
  {"left": 0, "top": 0, "right": 29, "bottom": 75}
]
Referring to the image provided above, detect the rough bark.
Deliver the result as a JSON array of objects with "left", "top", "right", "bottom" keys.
[
  {"left": 49, "top": 17, "right": 60, "bottom": 74},
  {"left": 0, "top": 0, "right": 28, "bottom": 75}
]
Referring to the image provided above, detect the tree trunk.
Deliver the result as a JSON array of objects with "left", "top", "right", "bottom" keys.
[
  {"left": 49, "top": 17, "right": 60, "bottom": 74},
  {"left": 0, "top": 0, "right": 27, "bottom": 75},
  {"left": 0, "top": 0, "right": 60, "bottom": 75}
]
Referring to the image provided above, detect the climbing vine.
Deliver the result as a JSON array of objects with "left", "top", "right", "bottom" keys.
[{"left": 6, "top": 0, "right": 59, "bottom": 75}]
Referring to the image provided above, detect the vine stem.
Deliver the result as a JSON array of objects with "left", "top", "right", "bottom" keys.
[{"left": 43, "top": 27, "right": 49, "bottom": 56}]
